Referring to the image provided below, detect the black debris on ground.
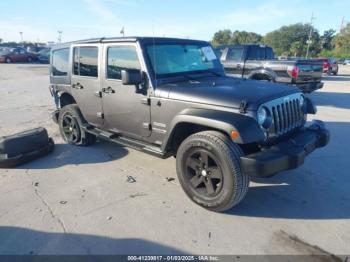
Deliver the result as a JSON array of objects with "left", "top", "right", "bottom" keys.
[{"left": 126, "top": 176, "right": 136, "bottom": 183}]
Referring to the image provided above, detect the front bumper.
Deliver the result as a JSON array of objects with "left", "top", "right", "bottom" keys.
[
  {"left": 295, "top": 82, "right": 324, "bottom": 93},
  {"left": 240, "top": 120, "right": 330, "bottom": 177}
]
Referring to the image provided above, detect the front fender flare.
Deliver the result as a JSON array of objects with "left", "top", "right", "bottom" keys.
[{"left": 162, "top": 108, "right": 265, "bottom": 150}]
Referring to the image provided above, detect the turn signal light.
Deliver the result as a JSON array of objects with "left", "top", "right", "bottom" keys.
[{"left": 231, "top": 130, "right": 240, "bottom": 140}]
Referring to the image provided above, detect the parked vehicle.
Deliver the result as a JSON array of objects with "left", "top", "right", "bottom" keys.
[
  {"left": 316, "top": 58, "right": 338, "bottom": 75},
  {"left": 216, "top": 44, "right": 324, "bottom": 93},
  {"left": 37, "top": 48, "right": 50, "bottom": 64},
  {"left": 49, "top": 37, "right": 329, "bottom": 212},
  {"left": 344, "top": 59, "right": 350, "bottom": 65},
  {"left": 337, "top": 58, "right": 346, "bottom": 65},
  {"left": 0, "top": 47, "right": 36, "bottom": 63}
]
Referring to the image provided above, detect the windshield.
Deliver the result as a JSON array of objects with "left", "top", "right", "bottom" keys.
[{"left": 146, "top": 43, "right": 222, "bottom": 78}]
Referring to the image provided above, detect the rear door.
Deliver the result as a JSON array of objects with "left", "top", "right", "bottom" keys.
[
  {"left": 222, "top": 47, "right": 245, "bottom": 77},
  {"left": 101, "top": 43, "right": 151, "bottom": 139},
  {"left": 71, "top": 45, "right": 103, "bottom": 127}
]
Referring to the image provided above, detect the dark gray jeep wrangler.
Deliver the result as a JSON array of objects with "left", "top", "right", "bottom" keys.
[{"left": 49, "top": 37, "right": 329, "bottom": 212}]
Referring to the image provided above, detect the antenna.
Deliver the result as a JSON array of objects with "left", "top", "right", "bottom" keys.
[{"left": 306, "top": 12, "right": 315, "bottom": 58}]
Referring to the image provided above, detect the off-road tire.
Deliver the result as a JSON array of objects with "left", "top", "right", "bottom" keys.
[
  {"left": 58, "top": 104, "right": 96, "bottom": 146},
  {"left": 176, "top": 130, "right": 249, "bottom": 212}
]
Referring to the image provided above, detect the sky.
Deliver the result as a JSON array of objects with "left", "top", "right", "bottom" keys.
[{"left": 0, "top": 0, "right": 349, "bottom": 43}]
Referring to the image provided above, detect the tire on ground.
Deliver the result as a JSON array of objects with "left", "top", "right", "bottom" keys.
[
  {"left": 58, "top": 104, "right": 96, "bottom": 146},
  {"left": 176, "top": 130, "right": 249, "bottom": 212}
]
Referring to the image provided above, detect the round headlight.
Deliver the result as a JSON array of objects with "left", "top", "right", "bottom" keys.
[
  {"left": 257, "top": 107, "right": 272, "bottom": 129},
  {"left": 257, "top": 107, "right": 267, "bottom": 126}
]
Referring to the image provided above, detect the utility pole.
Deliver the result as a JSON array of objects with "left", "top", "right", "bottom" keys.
[
  {"left": 340, "top": 17, "right": 345, "bottom": 31},
  {"left": 306, "top": 12, "right": 315, "bottom": 58},
  {"left": 19, "top": 31, "right": 23, "bottom": 43},
  {"left": 57, "top": 30, "right": 63, "bottom": 43}
]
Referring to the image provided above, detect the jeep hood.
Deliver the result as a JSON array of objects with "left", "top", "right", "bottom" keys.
[{"left": 161, "top": 76, "right": 300, "bottom": 110}]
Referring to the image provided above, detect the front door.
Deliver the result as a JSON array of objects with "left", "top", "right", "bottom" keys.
[
  {"left": 71, "top": 45, "right": 103, "bottom": 127},
  {"left": 101, "top": 43, "right": 151, "bottom": 139}
]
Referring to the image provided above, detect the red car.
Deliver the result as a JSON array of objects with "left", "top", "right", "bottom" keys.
[
  {"left": 0, "top": 47, "right": 36, "bottom": 63},
  {"left": 317, "top": 58, "right": 339, "bottom": 75}
]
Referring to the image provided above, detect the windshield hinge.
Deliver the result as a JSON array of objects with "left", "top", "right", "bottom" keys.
[{"left": 239, "top": 99, "right": 248, "bottom": 114}]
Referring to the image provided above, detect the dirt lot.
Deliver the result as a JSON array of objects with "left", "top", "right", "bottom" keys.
[{"left": 0, "top": 64, "right": 350, "bottom": 255}]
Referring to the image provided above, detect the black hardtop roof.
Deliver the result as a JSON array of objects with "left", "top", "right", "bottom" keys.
[
  {"left": 215, "top": 44, "right": 271, "bottom": 49},
  {"left": 52, "top": 37, "right": 210, "bottom": 50}
]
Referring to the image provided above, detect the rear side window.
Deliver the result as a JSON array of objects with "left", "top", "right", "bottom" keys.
[
  {"left": 107, "top": 46, "right": 141, "bottom": 80},
  {"left": 73, "top": 47, "right": 98, "bottom": 77},
  {"left": 227, "top": 47, "right": 244, "bottom": 61},
  {"left": 247, "top": 46, "right": 265, "bottom": 60},
  {"left": 266, "top": 48, "right": 274, "bottom": 59},
  {"left": 52, "top": 48, "right": 69, "bottom": 76}
]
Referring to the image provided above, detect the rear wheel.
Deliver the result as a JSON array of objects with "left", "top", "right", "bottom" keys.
[
  {"left": 58, "top": 104, "right": 96, "bottom": 146},
  {"left": 27, "top": 57, "right": 32, "bottom": 63},
  {"left": 176, "top": 131, "right": 249, "bottom": 212},
  {"left": 5, "top": 57, "right": 12, "bottom": 63}
]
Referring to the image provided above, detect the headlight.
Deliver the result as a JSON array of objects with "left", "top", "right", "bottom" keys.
[
  {"left": 257, "top": 107, "right": 267, "bottom": 125},
  {"left": 299, "top": 95, "right": 305, "bottom": 107},
  {"left": 257, "top": 107, "right": 272, "bottom": 129}
]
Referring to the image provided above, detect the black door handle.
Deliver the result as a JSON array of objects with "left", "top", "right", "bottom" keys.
[
  {"left": 102, "top": 86, "right": 115, "bottom": 94},
  {"left": 72, "top": 83, "right": 84, "bottom": 89}
]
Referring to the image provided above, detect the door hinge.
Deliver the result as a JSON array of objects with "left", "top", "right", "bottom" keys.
[
  {"left": 97, "top": 112, "right": 104, "bottom": 119},
  {"left": 143, "top": 122, "right": 152, "bottom": 130},
  {"left": 141, "top": 97, "right": 151, "bottom": 105},
  {"left": 95, "top": 91, "right": 102, "bottom": 98}
]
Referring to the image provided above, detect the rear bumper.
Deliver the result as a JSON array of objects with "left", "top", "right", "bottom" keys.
[
  {"left": 240, "top": 120, "right": 330, "bottom": 178},
  {"left": 295, "top": 82, "right": 324, "bottom": 93}
]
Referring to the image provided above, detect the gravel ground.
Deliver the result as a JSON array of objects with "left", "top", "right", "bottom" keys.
[{"left": 0, "top": 63, "right": 350, "bottom": 255}]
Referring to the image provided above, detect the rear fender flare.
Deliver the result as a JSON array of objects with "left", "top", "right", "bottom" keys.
[{"left": 248, "top": 68, "right": 277, "bottom": 82}]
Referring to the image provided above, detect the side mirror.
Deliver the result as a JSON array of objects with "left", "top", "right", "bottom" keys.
[{"left": 121, "top": 69, "right": 142, "bottom": 85}]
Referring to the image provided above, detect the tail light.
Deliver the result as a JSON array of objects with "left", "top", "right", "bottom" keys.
[
  {"left": 287, "top": 65, "right": 299, "bottom": 79},
  {"left": 323, "top": 62, "right": 330, "bottom": 70}
]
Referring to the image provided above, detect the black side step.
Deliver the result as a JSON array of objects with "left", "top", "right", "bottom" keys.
[{"left": 82, "top": 126, "right": 169, "bottom": 159}]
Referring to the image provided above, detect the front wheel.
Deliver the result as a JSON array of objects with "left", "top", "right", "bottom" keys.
[
  {"left": 58, "top": 104, "right": 96, "bottom": 146},
  {"left": 176, "top": 131, "right": 249, "bottom": 212},
  {"left": 5, "top": 57, "right": 12, "bottom": 63}
]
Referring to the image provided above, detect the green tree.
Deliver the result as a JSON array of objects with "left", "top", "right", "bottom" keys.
[
  {"left": 333, "top": 23, "right": 350, "bottom": 54},
  {"left": 212, "top": 30, "right": 262, "bottom": 47},
  {"left": 231, "top": 30, "right": 262, "bottom": 44},
  {"left": 320, "top": 29, "right": 336, "bottom": 50},
  {"left": 263, "top": 23, "right": 320, "bottom": 57},
  {"left": 212, "top": 29, "right": 233, "bottom": 47}
]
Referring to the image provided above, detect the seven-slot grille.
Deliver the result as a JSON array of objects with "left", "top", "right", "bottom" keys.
[{"left": 264, "top": 94, "right": 305, "bottom": 138}]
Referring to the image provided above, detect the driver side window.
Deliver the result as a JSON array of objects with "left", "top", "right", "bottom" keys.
[{"left": 107, "top": 46, "right": 141, "bottom": 80}]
